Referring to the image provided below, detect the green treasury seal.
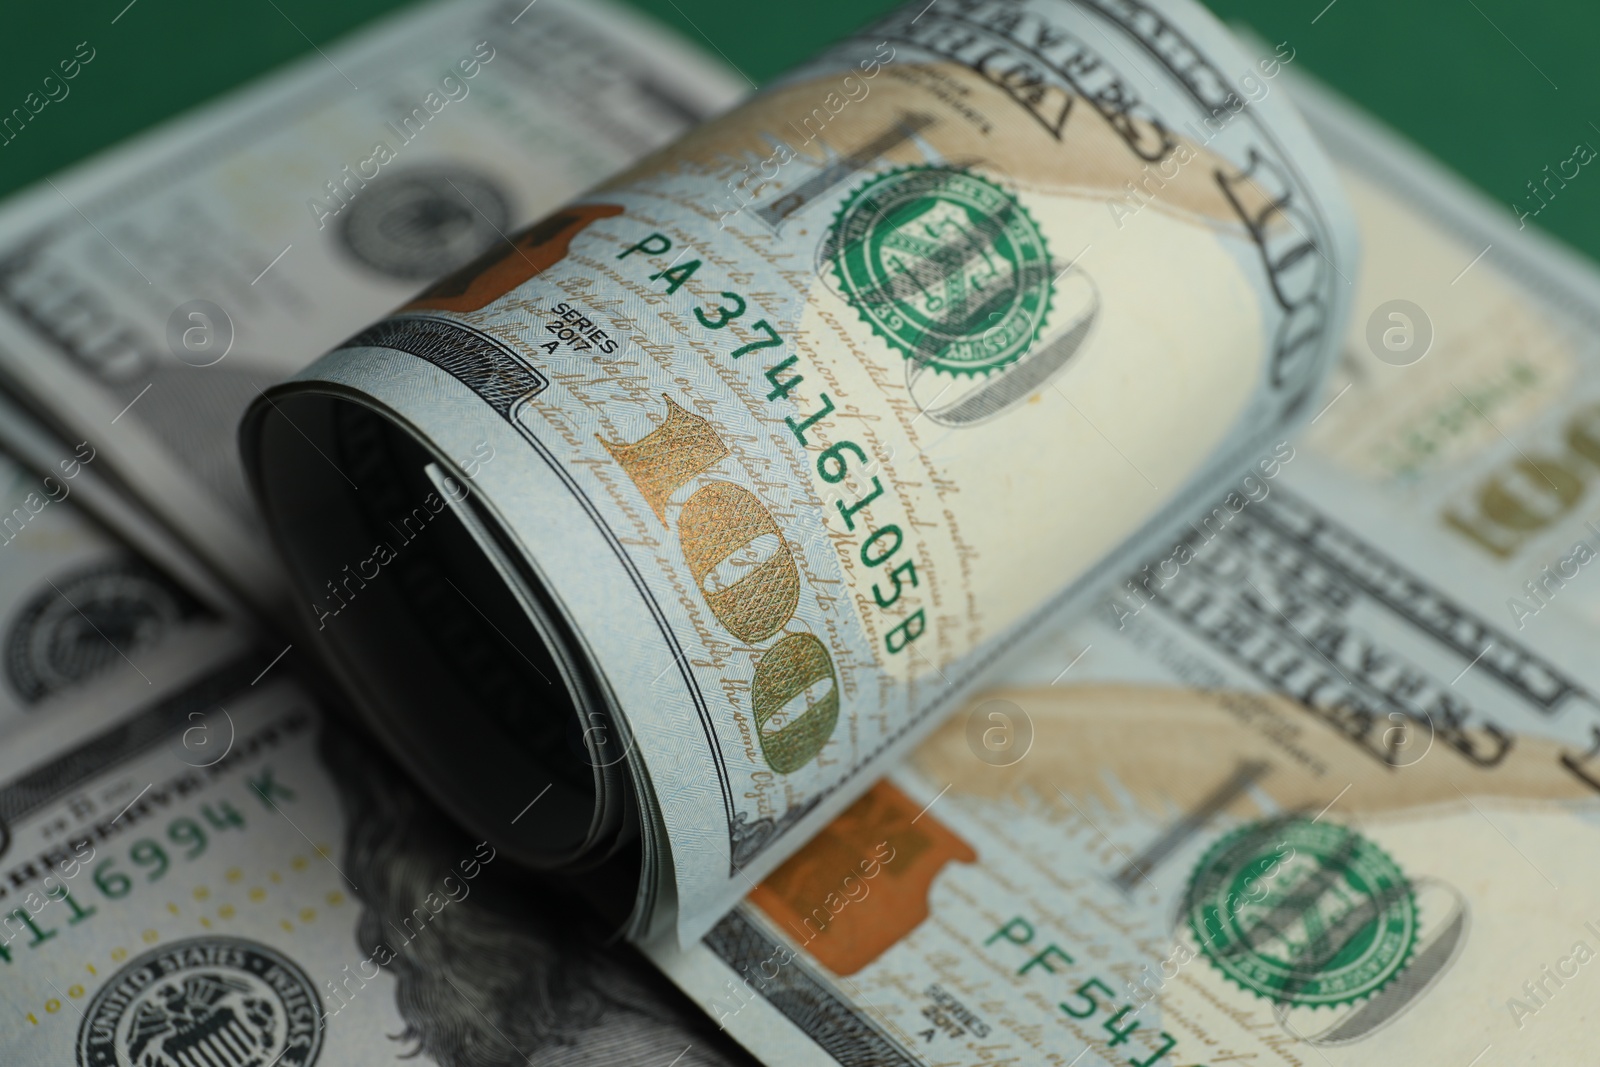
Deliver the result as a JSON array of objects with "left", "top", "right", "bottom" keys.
[
  {"left": 830, "top": 166, "right": 1052, "bottom": 377},
  {"left": 1185, "top": 817, "right": 1417, "bottom": 1008}
]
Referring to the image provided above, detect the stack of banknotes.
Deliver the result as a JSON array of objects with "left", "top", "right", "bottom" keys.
[{"left": 1, "top": 0, "right": 1596, "bottom": 1064}]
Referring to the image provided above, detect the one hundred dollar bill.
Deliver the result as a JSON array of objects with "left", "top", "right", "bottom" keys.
[
  {"left": 0, "top": 0, "right": 744, "bottom": 618},
  {"left": 0, "top": 633, "right": 754, "bottom": 1067},
  {"left": 662, "top": 675, "right": 1597, "bottom": 1066},
  {"left": 243, "top": 0, "right": 1357, "bottom": 946},
  {"left": 649, "top": 74, "right": 1600, "bottom": 1067}
]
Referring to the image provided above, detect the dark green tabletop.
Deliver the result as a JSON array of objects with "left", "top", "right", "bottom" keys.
[{"left": 1, "top": 0, "right": 1595, "bottom": 260}]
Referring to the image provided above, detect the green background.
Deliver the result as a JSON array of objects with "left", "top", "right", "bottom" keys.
[{"left": 1, "top": 0, "right": 1594, "bottom": 260}]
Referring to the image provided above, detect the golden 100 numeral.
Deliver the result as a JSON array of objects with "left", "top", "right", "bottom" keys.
[
  {"left": 601, "top": 396, "right": 838, "bottom": 774},
  {"left": 1445, "top": 401, "right": 1600, "bottom": 558}
]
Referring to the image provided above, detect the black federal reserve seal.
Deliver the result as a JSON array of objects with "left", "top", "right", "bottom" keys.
[
  {"left": 5, "top": 562, "right": 191, "bottom": 704},
  {"left": 77, "top": 938, "right": 324, "bottom": 1067},
  {"left": 338, "top": 165, "right": 512, "bottom": 281}
]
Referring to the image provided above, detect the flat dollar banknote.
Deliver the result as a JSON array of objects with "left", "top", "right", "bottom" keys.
[
  {"left": 651, "top": 75, "right": 1600, "bottom": 1066},
  {"left": 1281, "top": 77, "right": 1600, "bottom": 666},
  {"left": 0, "top": 633, "right": 755, "bottom": 1067},
  {"left": 664, "top": 677, "right": 1596, "bottom": 1066},
  {"left": 0, "top": 0, "right": 743, "bottom": 616},
  {"left": 243, "top": 0, "right": 1357, "bottom": 946}
]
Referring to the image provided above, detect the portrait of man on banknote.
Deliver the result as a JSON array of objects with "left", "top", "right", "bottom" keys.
[{"left": 322, "top": 714, "right": 746, "bottom": 1067}]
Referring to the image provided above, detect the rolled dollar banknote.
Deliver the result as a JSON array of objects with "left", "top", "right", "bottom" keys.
[{"left": 243, "top": 0, "right": 1357, "bottom": 943}]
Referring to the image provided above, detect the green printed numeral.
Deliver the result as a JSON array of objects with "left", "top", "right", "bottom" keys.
[
  {"left": 1103, "top": 1006, "right": 1141, "bottom": 1047},
  {"left": 729, "top": 319, "right": 782, "bottom": 358},
  {"left": 93, "top": 858, "right": 132, "bottom": 900},
  {"left": 1060, "top": 977, "right": 1113, "bottom": 1019},
  {"left": 47, "top": 885, "right": 96, "bottom": 925},
  {"left": 202, "top": 801, "right": 245, "bottom": 831},
  {"left": 1128, "top": 1032, "right": 1177, "bottom": 1067}
]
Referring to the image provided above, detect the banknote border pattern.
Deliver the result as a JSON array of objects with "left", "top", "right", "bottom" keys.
[
  {"left": 704, "top": 907, "right": 921, "bottom": 1067},
  {"left": 1142, "top": 484, "right": 1597, "bottom": 767},
  {"left": 0, "top": 658, "right": 260, "bottom": 859}
]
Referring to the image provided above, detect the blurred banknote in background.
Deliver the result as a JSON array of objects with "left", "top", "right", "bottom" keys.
[{"left": 0, "top": 0, "right": 744, "bottom": 617}]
